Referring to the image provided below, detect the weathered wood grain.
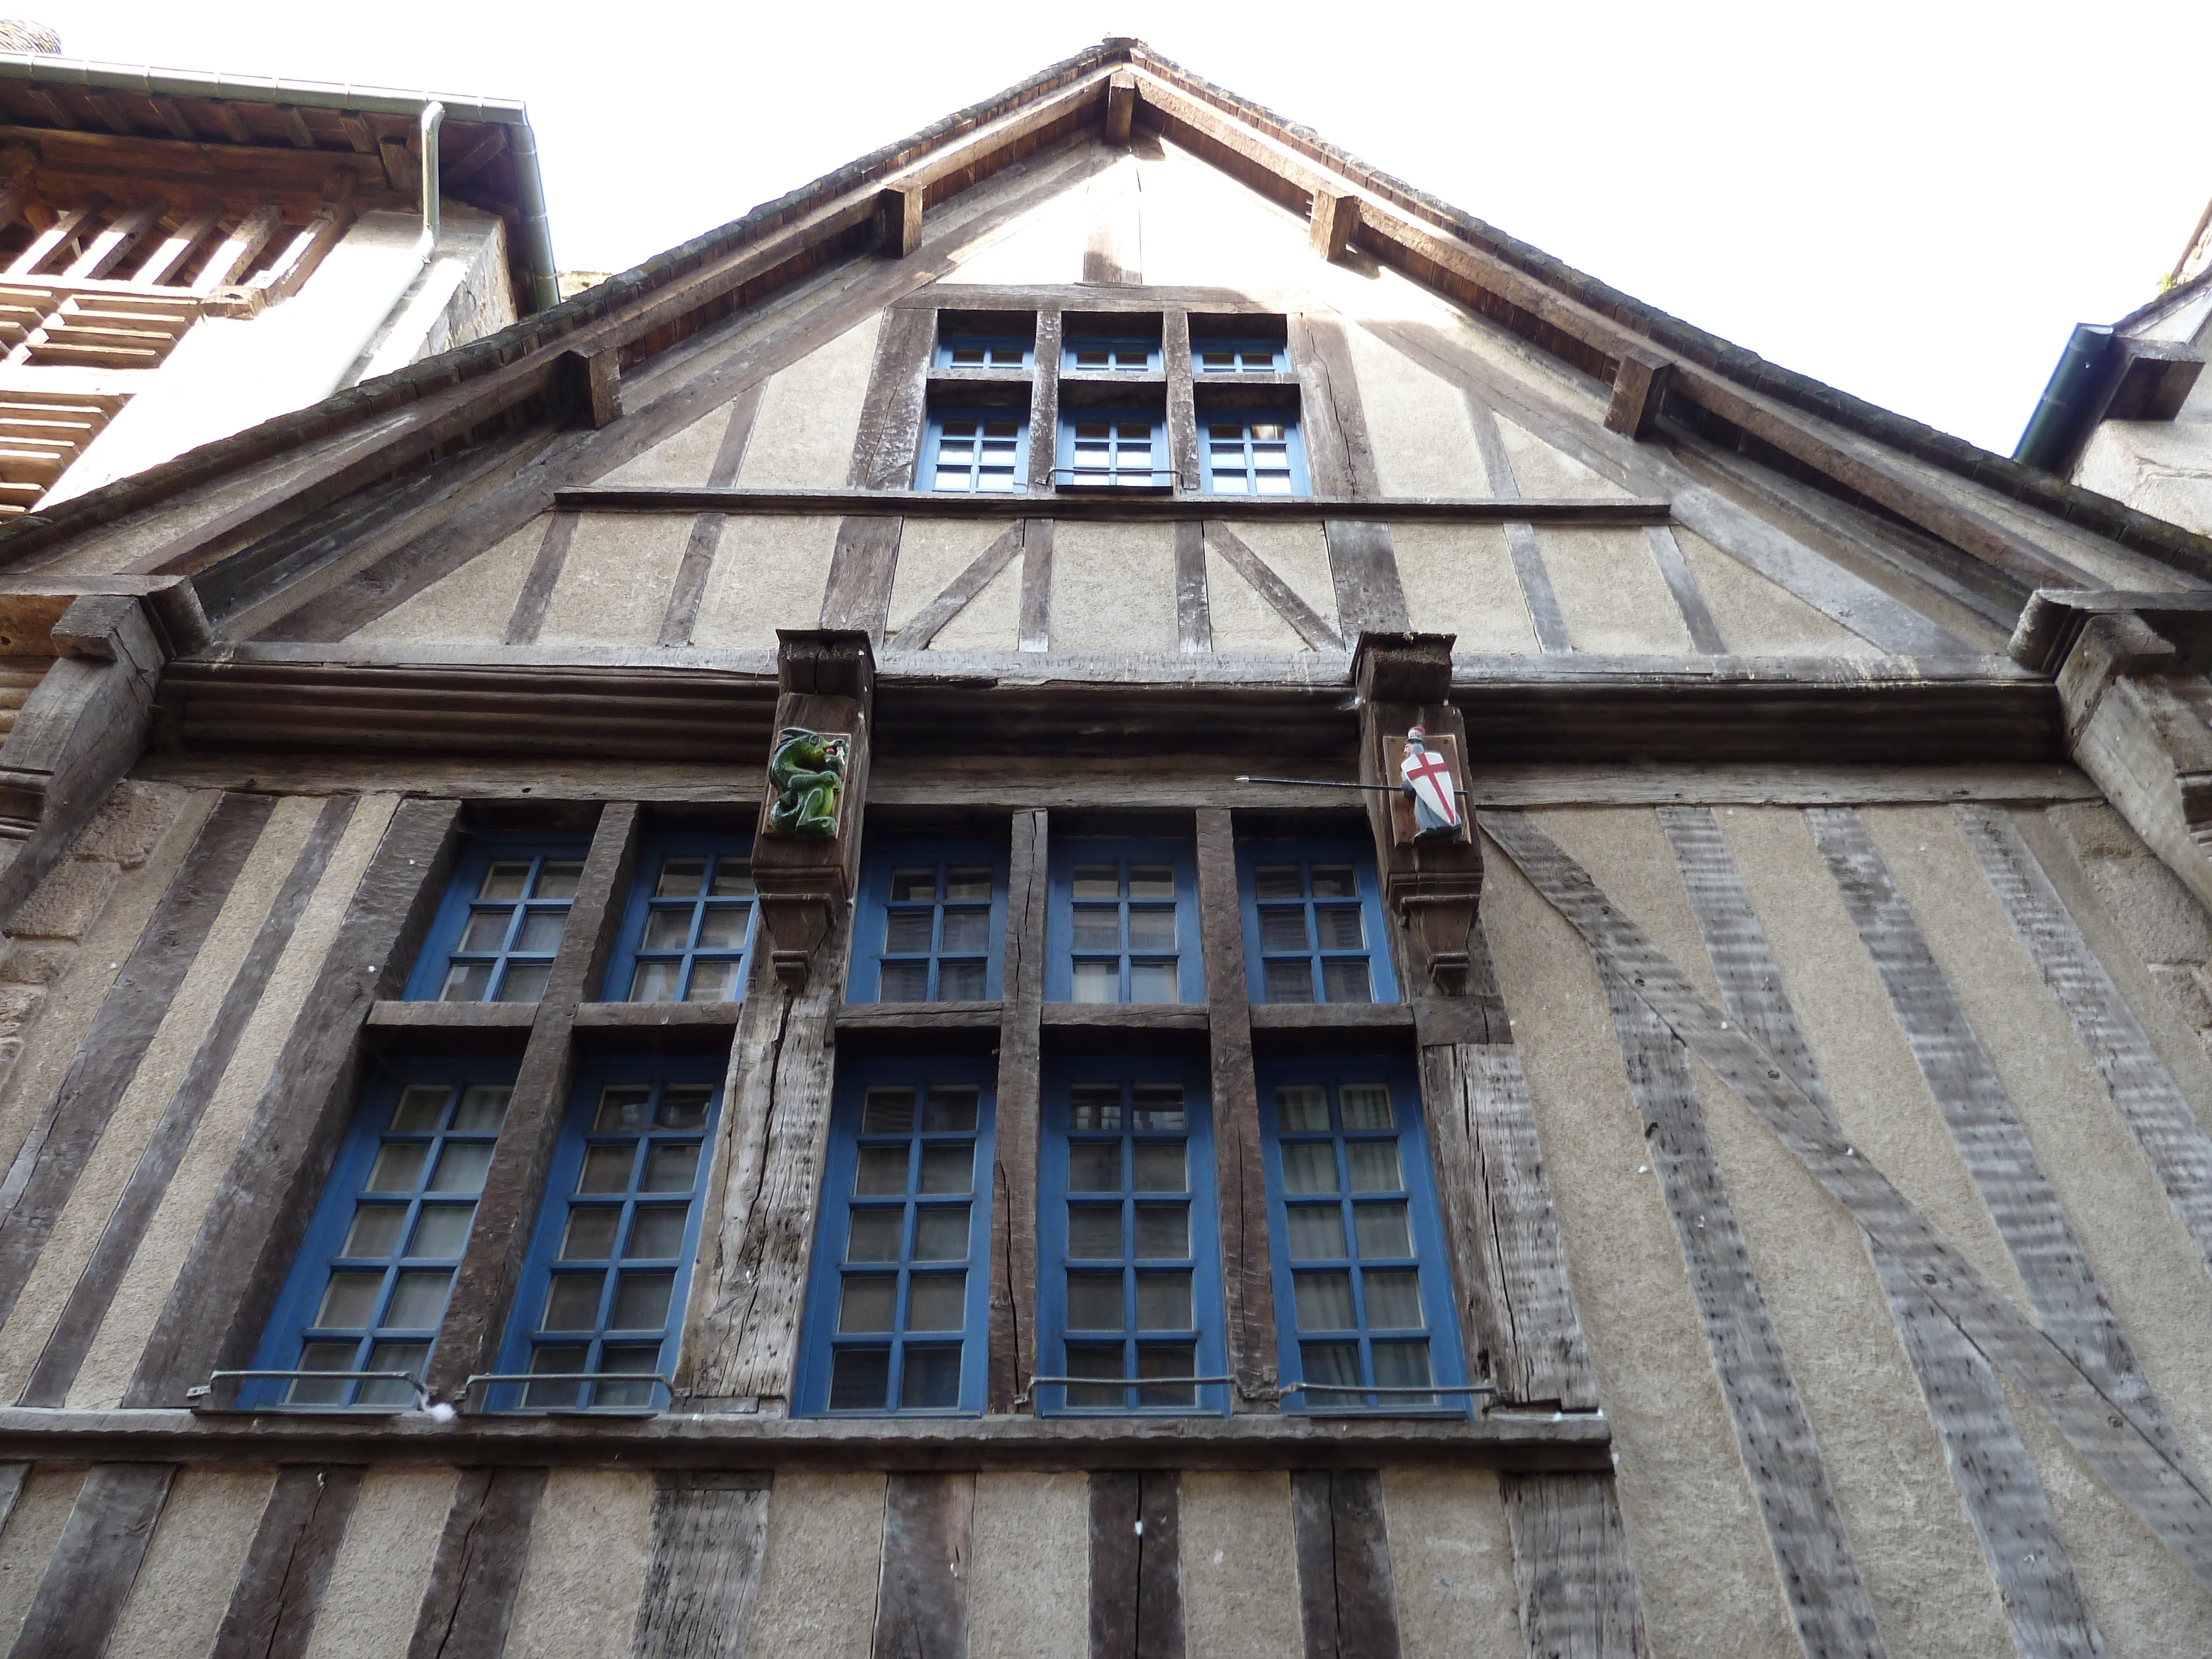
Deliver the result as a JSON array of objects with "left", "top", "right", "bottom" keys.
[
  {"left": 22, "top": 795, "right": 359, "bottom": 1407},
  {"left": 1173, "top": 520, "right": 1211, "bottom": 651},
  {"left": 630, "top": 1470, "right": 772, "bottom": 1659},
  {"left": 1291, "top": 1469, "right": 1403, "bottom": 1659},
  {"left": 503, "top": 512, "right": 579, "bottom": 646},
  {"left": 1291, "top": 314, "right": 1380, "bottom": 497},
  {"left": 1091, "top": 1470, "right": 1183, "bottom": 1659},
  {"left": 128, "top": 796, "right": 461, "bottom": 1405},
  {"left": 1644, "top": 526, "right": 1725, "bottom": 655},
  {"left": 1323, "top": 520, "right": 1408, "bottom": 635},
  {"left": 851, "top": 306, "right": 937, "bottom": 491},
  {"left": 0, "top": 1464, "right": 24, "bottom": 1536},
  {"left": 1598, "top": 957, "right": 1889, "bottom": 1659},
  {"left": 1197, "top": 808, "right": 1278, "bottom": 1407},
  {"left": 561, "top": 487, "right": 1671, "bottom": 524},
  {"left": 8, "top": 1461, "right": 174, "bottom": 1659},
  {"left": 1481, "top": 808, "right": 2212, "bottom": 1590},
  {"left": 874, "top": 1472, "right": 974, "bottom": 1659},
  {"left": 990, "top": 810, "right": 1047, "bottom": 1412},
  {"left": 211, "top": 1464, "right": 367, "bottom": 1659},
  {"left": 1204, "top": 521, "right": 1344, "bottom": 651},
  {"left": 1019, "top": 517, "right": 1055, "bottom": 652},
  {"left": 1165, "top": 310, "right": 1199, "bottom": 491},
  {"left": 1027, "top": 308, "right": 1063, "bottom": 492},
  {"left": 1957, "top": 804, "right": 2212, "bottom": 1284},
  {"left": 0, "top": 792, "right": 272, "bottom": 1333},
  {"left": 889, "top": 523, "right": 1025, "bottom": 653},
  {"left": 405, "top": 1466, "right": 547, "bottom": 1659},
  {"left": 1662, "top": 804, "right": 2103, "bottom": 1659},
  {"left": 1501, "top": 1473, "right": 1650, "bottom": 1659},
  {"left": 821, "top": 517, "right": 904, "bottom": 644},
  {"left": 1806, "top": 805, "right": 2183, "bottom": 1463}
]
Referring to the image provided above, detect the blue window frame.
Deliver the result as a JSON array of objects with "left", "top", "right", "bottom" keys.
[
  {"left": 1038, "top": 1057, "right": 1226, "bottom": 1415},
  {"left": 1047, "top": 837, "right": 1203, "bottom": 1004},
  {"left": 1200, "top": 413, "right": 1306, "bottom": 496},
  {"left": 486, "top": 1061, "right": 724, "bottom": 1412},
  {"left": 604, "top": 837, "right": 758, "bottom": 1003},
  {"left": 922, "top": 407, "right": 1026, "bottom": 492},
  {"left": 1258, "top": 1060, "right": 1466, "bottom": 1415},
  {"left": 247, "top": 1060, "right": 515, "bottom": 1408},
  {"left": 1238, "top": 842, "right": 1397, "bottom": 1005},
  {"left": 1062, "top": 328, "right": 1160, "bottom": 372},
  {"left": 850, "top": 842, "right": 1008, "bottom": 1003},
  {"left": 1056, "top": 410, "right": 1168, "bottom": 489},
  {"left": 936, "top": 332, "right": 1031, "bottom": 369},
  {"left": 404, "top": 836, "right": 590, "bottom": 1003},
  {"left": 797, "top": 1059, "right": 997, "bottom": 1415},
  {"left": 1192, "top": 336, "right": 1288, "bottom": 373}
]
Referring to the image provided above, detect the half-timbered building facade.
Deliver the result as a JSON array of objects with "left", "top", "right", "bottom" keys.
[{"left": 0, "top": 38, "right": 2204, "bottom": 1659}]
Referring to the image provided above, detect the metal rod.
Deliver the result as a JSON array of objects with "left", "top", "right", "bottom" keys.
[
  {"left": 190, "top": 1368, "right": 432, "bottom": 1410},
  {"left": 1235, "top": 775, "right": 1472, "bottom": 796}
]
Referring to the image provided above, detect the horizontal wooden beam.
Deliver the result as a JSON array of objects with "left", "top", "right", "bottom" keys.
[{"left": 552, "top": 487, "right": 1674, "bottom": 525}]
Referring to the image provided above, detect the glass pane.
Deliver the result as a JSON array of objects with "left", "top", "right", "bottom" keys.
[
  {"left": 1067, "top": 1272, "right": 1123, "bottom": 1331},
  {"left": 1373, "top": 1340, "right": 1434, "bottom": 1401},
  {"left": 1347, "top": 1141, "right": 1403, "bottom": 1193},
  {"left": 938, "top": 960, "right": 988, "bottom": 1001},
  {"left": 1068, "top": 1144, "right": 1121, "bottom": 1192},
  {"left": 384, "top": 1269, "right": 453, "bottom": 1328},
  {"left": 534, "top": 861, "right": 583, "bottom": 900},
  {"left": 685, "top": 961, "right": 738, "bottom": 1003},
  {"left": 1310, "top": 865, "right": 1357, "bottom": 899},
  {"left": 1301, "top": 1341, "right": 1363, "bottom": 1395},
  {"left": 1265, "top": 961, "right": 1315, "bottom": 1003},
  {"left": 358, "top": 1341, "right": 431, "bottom": 1406},
  {"left": 709, "top": 862, "right": 755, "bottom": 898},
  {"left": 407, "top": 1204, "right": 474, "bottom": 1259},
  {"left": 889, "top": 868, "right": 939, "bottom": 904},
  {"left": 1260, "top": 910, "right": 1310, "bottom": 953},
  {"left": 627, "top": 1207, "right": 688, "bottom": 1258},
  {"left": 1066, "top": 1344, "right": 1123, "bottom": 1408},
  {"left": 939, "top": 909, "right": 990, "bottom": 954},
  {"left": 1071, "top": 909, "right": 1120, "bottom": 952},
  {"left": 611, "top": 1271, "right": 674, "bottom": 1330},
  {"left": 1137, "top": 1342, "right": 1197, "bottom": 1408},
  {"left": 342, "top": 1203, "right": 406, "bottom": 1258},
  {"left": 1281, "top": 1142, "right": 1338, "bottom": 1194},
  {"left": 1068, "top": 1204, "right": 1122, "bottom": 1258},
  {"left": 1136, "top": 1273, "right": 1192, "bottom": 1330},
  {"left": 1294, "top": 1270, "right": 1357, "bottom": 1331},
  {"left": 630, "top": 960, "right": 681, "bottom": 1003},
  {"left": 596, "top": 1087, "right": 655, "bottom": 1132},
  {"left": 642, "top": 909, "right": 693, "bottom": 951},
  {"left": 522, "top": 1343, "right": 588, "bottom": 1409},
  {"left": 1354, "top": 1202, "right": 1412, "bottom": 1258},
  {"left": 480, "top": 862, "right": 531, "bottom": 901},
  {"left": 1134, "top": 1204, "right": 1187, "bottom": 1259},
  {"left": 1317, "top": 907, "right": 1365, "bottom": 950},
  {"left": 855, "top": 1147, "right": 910, "bottom": 1195},
  {"left": 580, "top": 1146, "right": 635, "bottom": 1193},
  {"left": 513, "top": 910, "right": 567, "bottom": 953},
  {"left": 1128, "top": 961, "right": 1177, "bottom": 1002},
  {"left": 659, "top": 1087, "right": 712, "bottom": 1131},
  {"left": 561, "top": 1208, "right": 621, "bottom": 1260},
  {"left": 922, "top": 1087, "right": 979, "bottom": 1133},
  {"left": 1340, "top": 1086, "right": 1394, "bottom": 1132},
  {"left": 838, "top": 1276, "right": 898, "bottom": 1333},
  {"left": 1364, "top": 1269, "right": 1424, "bottom": 1329},
  {"left": 885, "top": 911, "right": 934, "bottom": 954},
  {"left": 1276, "top": 1086, "right": 1329, "bottom": 1133},
  {"left": 880, "top": 961, "right": 930, "bottom": 1001},
  {"left": 1133, "top": 1142, "right": 1187, "bottom": 1193},
  {"left": 428, "top": 1141, "right": 494, "bottom": 1194},
  {"left": 1254, "top": 865, "right": 1302, "bottom": 901},
  {"left": 452, "top": 1086, "right": 511, "bottom": 1133},
  {"left": 912, "top": 1206, "right": 969, "bottom": 1261},
  {"left": 1322, "top": 961, "right": 1373, "bottom": 1004},
  {"left": 390, "top": 1085, "right": 450, "bottom": 1133},
  {"left": 1071, "top": 865, "right": 1119, "bottom": 900},
  {"left": 1071, "top": 961, "right": 1121, "bottom": 1003},
  {"left": 906, "top": 1273, "right": 966, "bottom": 1331},
  {"left": 440, "top": 962, "right": 492, "bottom": 1002},
  {"left": 365, "top": 1142, "right": 429, "bottom": 1193},
  {"left": 289, "top": 1341, "right": 357, "bottom": 1406},
  {"left": 1130, "top": 1086, "right": 1186, "bottom": 1131},
  {"left": 315, "top": 1270, "right": 384, "bottom": 1329},
  {"left": 596, "top": 1344, "right": 664, "bottom": 1408},
  {"left": 494, "top": 962, "right": 550, "bottom": 1003},
  {"left": 1070, "top": 1086, "right": 1122, "bottom": 1131},
  {"left": 695, "top": 907, "right": 749, "bottom": 951},
  {"left": 643, "top": 1144, "right": 701, "bottom": 1193},
  {"left": 459, "top": 909, "right": 510, "bottom": 953},
  {"left": 655, "top": 857, "right": 707, "bottom": 899},
  {"left": 901, "top": 1346, "right": 962, "bottom": 1408},
  {"left": 1127, "top": 867, "right": 1175, "bottom": 900},
  {"left": 846, "top": 1208, "right": 904, "bottom": 1263},
  {"left": 1126, "top": 908, "right": 1176, "bottom": 951},
  {"left": 542, "top": 1273, "right": 603, "bottom": 1330},
  {"left": 1287, "top": 1204, "right": 1347, "bottom": 1260},
  {"left": 918, "top": 1145, "right": 972, "bottom": 1194},
  {"left": 830, "top": 1345, "right": 890, "bottom": 1410},
  {"left": 945, "top": 868, "right": 993, "bottom": 900},
  {"left": 861, "top": 1089, "right": 916, "bottom": 1136}
]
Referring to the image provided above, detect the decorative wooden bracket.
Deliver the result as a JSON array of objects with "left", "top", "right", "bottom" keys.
[
  {"left": 1105, "top": 70, "right": 1138, "bottom": 146},
  {"left": 1310, "top": 189, "right": 1359, "bottom": 263},
  {"left": 875, "top": 184, "right": 925, "bottom": 259},
  {"left": 560, "top": 346, "right": 622, "bottom": 429},
  {"left": 752, "top": 629, "right": 874, "bottom": 988},
  {"left": 1354, "top": 632, "right": 1482, "bottom": 995},
  {"left": 1604, "top": 348, "right": 1673, "bottom": 439}
]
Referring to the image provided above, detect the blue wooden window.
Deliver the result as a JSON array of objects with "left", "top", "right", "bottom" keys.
[
  {"left": 1258, "top": 1061, "right": 1466, "bottom": 1414},
  {"left": 1193, "top": 336, "right": 1288, "bottom": 372},
  {"left": 1238, "top": 842, "right": 1397, "bottom": 1005},
  {"left": 922, "top": 408, "right": 1026, "bottom": 492},
  {"left": 487, "top": 1061, "right": 724, "bottom": 1411},
  {"left": 851, "top": 842, "right": 1008, "bottom": 1003},
  {"left": 1062, "top": 328, "right": 1160, "bottom": 372},
  {"left": 1199, "top": 413, "right": 1306, "bottom": 496},
  {"left": 248, "top": 1061, "right": 515, "bottom": 1408},
  {"left": 1056, "top": 410, "right": 1168, "bottom": 488},
  {"left": 404, "top": 836, "right": 590, "bottom": 1003},
  {"left": 797, "top": 1060, "right": 997, "bottom": 1415},
  {"left": 1047, "top": 838, "right": 1203, "bottom": 1004},
  {"left": 604, "top": 837, "right": 757, "bottom": 1003},
  {"left": 1038, "top": 1058, "right": 1226, "bottom": 1415},
  {"left": 936, "top": 333, "right": 1031, "bottom": 369}
]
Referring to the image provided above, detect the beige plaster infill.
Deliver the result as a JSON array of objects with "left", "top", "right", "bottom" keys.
[
  {"left": 349, "top": 515, "right": 546, "bottom": 644},
  {"left": 691, "top": 515, "right": 841, "bottom": 650},
  {"left": 538, "top": 514, "right": 693, "bottom": 647},
  {"left": 1203, "top": 547, "right": 1307, "bottom": 653},
  {"left": 1380, "top": 1466, "right": 1522, "bottom": 1659},
  {"left": 745, "top": 1469, "right": 887, "bottom": 1657},
  {"left": 1540, "top": 528, "right": 1694, "bottom": 654},
  {"left": 302, "top": 1466, "right": 460, "bottom": 1659},
  {"left": 106, "top": 1464, "right": 275, "bottom": 1658},
  {"left": 1339, "top": 317, "right": 1485, "bottom": 498},
  {"left": 1178, "top": 1470, "right": 1303, "bottom": 1659},
  {"left": 735, "top": 314, "right": 884, "bottom": 492},
  {"left": 0, "top": 1464, "right": 83, "bottom": 1647},
  {"left": 1046, "top": 520, "right": 1177, "bottom": 655},
  {"left": 885, "top": 519, "right": 1010, "bottom": 637},
  {"left": 1672, "top": 528, "right": 1884, "bottom": 656},
  {"left": 967, "top": 1470, "right": 1089, "bottom": 1659},
  {"left": 1390, "top": 522, "right": 1535, "bottom": 655},
  {"left": 597, "top": 400, "right": 744, "bottom": 489},
  {"left": 504, "top": 1468, "right": 654, "bottom": 1659}
]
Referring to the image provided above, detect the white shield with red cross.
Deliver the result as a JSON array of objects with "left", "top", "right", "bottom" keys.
[{"left": 1400, "top": 742, "right": 1460, "bottom": 830}]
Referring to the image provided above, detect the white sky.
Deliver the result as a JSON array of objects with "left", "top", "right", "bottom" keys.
[{"left": 31, "top": 0, "right": 2212, "bottom": 456}]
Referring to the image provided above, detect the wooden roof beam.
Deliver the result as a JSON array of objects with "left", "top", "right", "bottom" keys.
[
  {"left": 148, "top": 95, "right": 196, "bottom": 142},
  {"left": 64, "top": 197, "right": 166, "bottom": 280},
  {"left": 1105, "top": 70, "right": 1136, "bottom": 146}
]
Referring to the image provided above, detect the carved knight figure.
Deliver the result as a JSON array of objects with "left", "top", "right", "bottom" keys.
[
  {"left": 767, "top": 726, "right": 848, "bottom": 837},
  {"left": 1400, "top": 724, "right": 1462, "bottom": 841}
]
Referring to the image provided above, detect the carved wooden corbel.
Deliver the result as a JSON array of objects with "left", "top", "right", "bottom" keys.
[{"left": 752, "top": 629, "right": 873, "bottom": 988}]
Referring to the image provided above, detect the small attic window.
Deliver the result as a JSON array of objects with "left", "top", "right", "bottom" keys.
[
  {"left": 935, "top": 310, "right": 1034, "bottom": 371},
  {"left": 1065, "top": 313, "right": 1162, "bottom": 373},
  {"left": 1191, "top": 314, "right": 1289, "bottom": 373}
]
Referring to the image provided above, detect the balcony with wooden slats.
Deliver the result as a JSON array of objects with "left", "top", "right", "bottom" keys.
[
  {"left": 0, "top": 656, "right": 50, "bottom": 739},
  {"left": 0, "top": 389, "right": 126, "bottom": 514}
]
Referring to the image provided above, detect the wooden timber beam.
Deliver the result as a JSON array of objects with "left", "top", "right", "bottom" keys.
[
  {"left": 876, "top": 182, "right": 925, "bottom": 258},
  {"left": 1308, "top": 188, "right": 1358, "bottom": 263},
  {"left": 1604, "top": 348, "right": 1672, "bottom": 440},
  {"left": 1105, "top": 69, "right": 1137, "bottom": 145}
]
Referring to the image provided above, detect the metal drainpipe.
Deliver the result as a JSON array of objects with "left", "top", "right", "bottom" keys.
[
  {"left": 322, "top": 98, "right": 444, "bottom": 394},
  {"left": 2013, "top": 321, "right": 2111, "bottom": 474}
]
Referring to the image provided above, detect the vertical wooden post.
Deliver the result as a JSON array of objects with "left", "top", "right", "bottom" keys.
[
  {"left": 990, "top": 809, "right": 1047, "bottom": 1412},
  {"left": 1104, "top": 70, "right": 1138, "bottom": 147},
  {"left": 1164, "top": 309, "right": 1198, "bottom": 492}
]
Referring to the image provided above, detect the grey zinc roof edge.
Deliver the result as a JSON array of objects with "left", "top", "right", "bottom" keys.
[{"left": 0, "top": 50, "right": 529, "bottom": 124}]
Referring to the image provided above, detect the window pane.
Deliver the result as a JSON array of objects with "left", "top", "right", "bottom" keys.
[
  {"left": 1301, "top": 1341, "right": 1362, "bottom": 1394},
  {"left": 1322, "top": 961, "right": 1373, "bottom": 1004},
  {"left": 1066, "top": 1344, "right": 1123, "bottom": 1408},
  {"left": 862, "top": 1088, "right": 916, "bottom": 1135},
  {"left": 460, "top": 910, "right": 510, "bottom": 953},
  {"left": 685, "top": 961, "right": 739, "bottom": 1002},
  {"left": 453, "top": 1086, "right": 511, "bottom": 1133},
  {"left": 1310, "top": 866, "right": 1357, "bottom": 898},
  {"left": 906, "top": 1273, "right": 966, "bottom": 1331},
  {"left": 885, "top": 911, "right": 935, "bottom": 954},
  {"left": 1130, "top": 1086, "right": 1186, "bottom": 1131},
  {"left": 534, "top": 862, "right": 583, "bottom": 900},
  {"left": 1340, "top": 1086, "right": 1394, "bottom": 1131},
  {"left": 580, "top": 1146, "right": 635, "bottom": 1193},
  {"left": 513, "top": 911, "right": 567, "bottom": 954},
  {"left": 611, "top": 1271, "right": 675, "bottom": 1330},
  {"left": 385, "top": 1269, "right": 453, "bottom": 1329},
  {"left": 1071, "top": 909, "right": 1120, "bottom": 951},
  {"left": 1070, "top": 1086, "right": 1122, "bottom": 1131},
  {"left": 1127, "top": 867, "right": 1175, "bottom": 900},
  {"left": 596, "top": 1087, "right": 655, "bottom": 1132},
  {"left": 494, "top": 962, "right": 551, "bottom": 1003},
  {"left": 1281, "top": 1143, "right": 1338, "bottom": 1194},
  {"left": 1068, "top": 1144, "right": 1121, "bottom": 1192},
  {"left": 709, "top": 862, "right": 755, "bottom": 898},
  {"left": 830, "top": 1346, "right": 890, "bottom": 1410},
  {"left": 1134, "top": 1204, "right": 1188, "bottom": 1259},
  {"left": 1287, "top": 1204, "right": 1347, "bottom": 1260},
  {"left": 1129, "top": 961, "right": 1178, "bottom": 1002},
  {"left": 838, "top": 1276, "right": 898, "bottom": 1333},
  {"left": 1067, "top": 1272, "right": 1123, "bottom": 1330},
  {"left": 945, "top": 869, "right": 993, "bottom": 900},
  {"left": 1294, "top": 1270, "right": 1356, "bottom": 1331},
  {"left": 390, "top": 1085, "right": 450, "bottom": 1133},
  {"left": 1259, "top": 910, "right": 1310, "bottom": 953},
  {"left": 542, "top": 1274, "right": 603, "bottom": 1331},
  {"left": 911, "top": 1206, "right": 970, "bottom": 1261},
  {"left": 901, "top": 1346, "right": 962, "bottom": 1408},
  {"left": 1133, "top": 1142, "right": 1187, "bottom": 1193},
  {"left": 922, "top": 1087, "right": 979, "bottom": 1133},
  {"left": 1317, "top": 907, "right": 1365, "bottom": 950},
  {"left": 597, "top": 1344, "right": 664, "bottom": 1407},
  {"left": 627, "top": 1207, "right": 688, "bottom": 1258},
  {"left": 561, "top": 1208, "right": 621, "bottom": 1260},
  {"left": 407, "top": 1204, "right": 475, "bottom": 1259},
  {"left": 1347, "top": 1141, "right": 1403, "bottom": 1192},
  {"left": 1137, "top": 1342, "right": 1197, "bottom": 1408},
  {"left": 440, "top": 962, "right": 492, "bottom": 1003},
  {"left": 342, "top": 1203, "right": 406, "bottom": 1258},
  {"left": 1071, "top": 865, "right": 1118, "bottom": 899},
  {"left": 1265, "top": 961, "right": 1314, "bottom": 1003},
  {"left": 1364, "top": 1269, "right": 1424, "bottom": 1328},
  {"left": 1135, "top": 1273, "right": 1192, "bottom": 1331},
  {"left": 1068, "top": 1204, "right": 1122, "bottom": 1258},
  {"left": 937, "top": 960, "right": 988, "bottom": 1001},
  {"left": 917, "top": 1145, "right": 973, "bottom": 1194},
  {"left": 480, "top": 862, "right": 531, "bottom": 901},
  {"left": 659, "top": 1088, "right": 712, "bottom": 1131},
  {"left": 1276, "top": 1086, "right": 1329, "bottom": 1133},
  {"left": 855, "top": 1147, "right": 910, "bottom": 1195},
  {"left": 1373, "top": 1340, "right": 1434, "bottom": 1401},
  {"left": 655, "top": 857, "right": 707, "bottom": 899},
  {"left": 288, "top": 1342, "right": 357, "bottom": 1406},
  {"left": 364, "top": 1143, "right": 428, "bottom": 1193},
  {"left": 940, "top": 909, "right": 991, "bottom": 954},
  {"left": 523, "top": 1343, "right": 587, "bottom": 1409},
  {"left": 315, "top": 1270, "right": 383, "bottom": 1329},
  {"left": 846, "top": 1209, "right": 904, "bottom": 1262},
  {"left": 629, "top": 960, "right": 681, "bottom": 1003},
  {"left": 1071, "top": 961, "right": 1120, "bottom": 1003},
  {"left": 642, "top": 910, "right": 692, "bottom": 951},
  {"left": 429, "top": 1141, "right": 494, "bottom": 1194},
  {"left": 1254, "top": 866, "right": 1302, "bottom": 901},
  {"left": 359, "top": 1342, "right": 431, "bottom": 1406},
  {"left": 1354, "top": 1202, "right": 1412, "bottom": 1258},
  {"left": 1126, "top": 908, "right": 1177, "bottom": 951},
  {"left": 880, "top": 962, "right": 930, "bottom": 1001},
  {"left": 643, "top": 1144, "right": 701, "bottom": 1193}
]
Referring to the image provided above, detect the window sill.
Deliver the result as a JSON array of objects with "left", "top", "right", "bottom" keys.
[{"left": 0, "top": 1404, "right": 1609, "bottom": 1472}]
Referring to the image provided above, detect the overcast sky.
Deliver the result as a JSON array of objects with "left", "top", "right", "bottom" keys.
[{"left": 30, "top": 0, "right": 2212, "bottom": 456}]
